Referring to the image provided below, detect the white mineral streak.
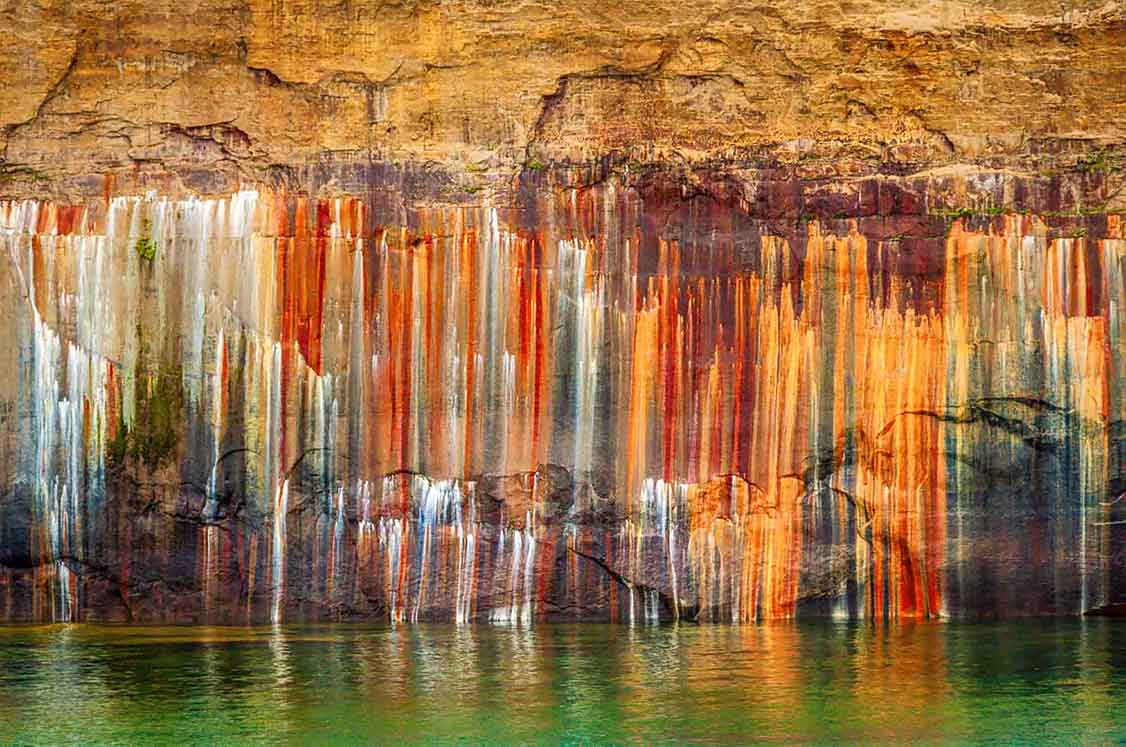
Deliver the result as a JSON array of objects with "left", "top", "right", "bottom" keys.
[
  {"left": 14, "top": 218, "right": 112, "bottom": 621},
  {"left": 271, "top": 478, "right": 289, "bottom": 625},
  {"left": 267, "top": 340, "right": 285, "bottom": 622},
  {"left": 561, "top": 238, "right": 603, "bottom": 482},
  {"left": 488, "top": 518, "right": 537, "bottom": 625},
  {"left": 1, "top": 191, "right": 1119, "bottom": 624}
]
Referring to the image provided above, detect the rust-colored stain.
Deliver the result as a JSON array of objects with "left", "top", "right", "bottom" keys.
[{"left": 0, "top": 191, "right": 1121, "bottom": 623}]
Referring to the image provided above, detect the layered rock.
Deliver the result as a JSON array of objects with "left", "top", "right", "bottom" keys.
[
  {"left": 0, "top": 188, "right": 1121, "bottom": 622},
  {"left": 3, "top": 0, "right": 1125, "bottom": 198},
  {"left": 0, "top": 0, "right": 1123, "bottom": 621}
]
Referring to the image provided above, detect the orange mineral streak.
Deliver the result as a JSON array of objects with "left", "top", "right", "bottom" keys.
[
  {"left": 278, "top": 198, "right": 329, "bottom": 375},
  {"left": 4, "top": 189, "right": 1118, "bottom": 623},
  {"left": 623, "top": 223, "right": 953, "bottom": 620}
]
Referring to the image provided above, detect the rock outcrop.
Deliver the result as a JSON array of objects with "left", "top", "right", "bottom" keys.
[{"left": 0, "top": 0, "right": 1122, "bottom": 621}]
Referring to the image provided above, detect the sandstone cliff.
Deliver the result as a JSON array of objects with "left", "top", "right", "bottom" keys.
[{"left": 0, "top": 0, "right": 1122, "bottom": 622}]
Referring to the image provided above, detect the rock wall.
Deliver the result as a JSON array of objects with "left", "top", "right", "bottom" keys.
[{"left": 0, "top": 0, "right": 1122, "bottom": 621}]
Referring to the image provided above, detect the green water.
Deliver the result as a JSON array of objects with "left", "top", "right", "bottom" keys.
[{"left": 0, "top": 621, "right": 1121, "bottom": 745}]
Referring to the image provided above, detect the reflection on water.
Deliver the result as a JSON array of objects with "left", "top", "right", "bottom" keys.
[{"left": 0, "top": 621, "right": 1121, "bottom": 744}]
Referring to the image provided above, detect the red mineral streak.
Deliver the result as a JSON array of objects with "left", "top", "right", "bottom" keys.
[
  {"left": 1, "top": 188, "right": 1120, "bottom": 623},
  {"left": 278, "top": 198, "right": 328, "bottom": 375}
]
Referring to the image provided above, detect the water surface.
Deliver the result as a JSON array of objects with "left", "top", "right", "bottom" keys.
[{"left": 0, "top": 620, "right": 1122, "bottom": 744}]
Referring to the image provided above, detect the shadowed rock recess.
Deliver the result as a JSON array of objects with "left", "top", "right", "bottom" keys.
[{"left": 0, "top": 0, "right": 1123, "bottom": 622}]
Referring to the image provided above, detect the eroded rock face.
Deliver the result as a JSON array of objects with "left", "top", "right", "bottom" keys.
[
  {"left": 0, "top": 187, "right": 1122, "bottom": 622},
  {"left": 0, "top": 0, "right": 1122, "bottom": 622},
  {"left": 2, "top": 0, "right": 1125, "bottom": 198}
]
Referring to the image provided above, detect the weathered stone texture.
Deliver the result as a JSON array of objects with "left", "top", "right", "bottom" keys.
[
  {"left": 2, "top": 0, "right": 1124, "bottom": 197},
  {"left": 0, "top": 0, "right": 1122, "bottom": 623}
]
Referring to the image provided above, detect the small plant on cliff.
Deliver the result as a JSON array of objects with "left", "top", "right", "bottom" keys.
[
  {"left": 1077, "top": 150, "right": 1110, "bottom": 174},
  {"left": 107, "top": 323, "right": 183, "bottom": 472},
  {"left": 135, "top": 236, "right": 158, "bottom": 261},
  {"left": 135, "top": 217, "right": 158, "bottom": 261},
  {"left": 107, "top": 363, "right": 184, "bottom": 471},
  {"left": 933, "top": 207, "right": 976, "bottom": 220},
  {"left": 526, "top": 157, "right": 545, "bottom": 171}
]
